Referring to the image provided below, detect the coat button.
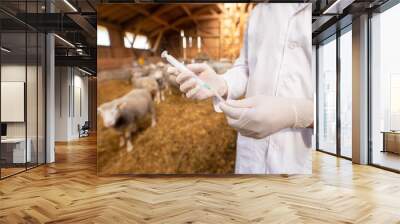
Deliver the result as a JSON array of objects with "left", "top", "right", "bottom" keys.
[{"left": 288, "top": 41, "right": 298, "bottom": 49}]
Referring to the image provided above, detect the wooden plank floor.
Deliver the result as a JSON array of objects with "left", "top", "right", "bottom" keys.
[{"left": 1, "top": 135, "right": 400, "bottom": 224}]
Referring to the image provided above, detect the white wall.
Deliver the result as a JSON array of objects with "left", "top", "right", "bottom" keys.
[
  {"left": 1, "top": 64, "right": 46, "bottom": 164},
  {"left": 55, "top": 66, "right": 69, "bottom": 141},
  {"left": 1, "top": 65, "right": 26, "bottom": 138},
  {"left": 1, "top": 65, "right": 41, "bottom": 138},
  {"left": 72, "top": 73, "right": 89, "bottom": 138},
  {"left": 54, "top": 67, "right": 89, "bottom": 141}
]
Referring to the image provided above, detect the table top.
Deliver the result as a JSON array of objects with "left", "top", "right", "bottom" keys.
[
  {"left": 1, "top": 138, "right": 29, "bottom": 143},
  {"left": 381, "top": 131, "right": 400, "bottom": 134}
]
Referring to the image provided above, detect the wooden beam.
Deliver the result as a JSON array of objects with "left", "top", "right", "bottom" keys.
[
  {"left": 109, "top": 9, "right": 136, "bottom": 24},
  {"left": 149, "top": 6, "right": 218, "bottom": 37},
  {"left": 98, "top": 20, "right": 123, "bottom": 31},
  {"left": 123, "top": 5, "right": 180, "bottom": 32},
  {"left": 209, "top": 8, "right": 219, "bottom": 16},
  {"left": 149, "top": 14, "right": 219, "bottom": 37},
  {"left": 181, "top": 5, "right": 199, "bottom": 27},
  {"left": 216, "top": 3, "right": 224, "bottom": 12},
  {"left": 197, "top": 33, "right": 219, "bottom": 38},
  {"left": 128, "top": 5, "right": 150, "bottom": 16},
  {"left": 197, "top": 26, "right": 217, "bottom": 36},
  {"left": 125, "top": 5, "right": 157, "bottom": 26},
  {"left": 99, "top": 5, "right": 123, "bottom": 19},
  {"left": 195, "top": 15, "right": 220, "bottom": 20},
  {"left": 113, "top": 9, "right": 138, "bottom": 24},
  {"left": 151, "top": 31, "right": 164, "bottom": 52},
  {"left": 126, "top": 5, "right": 171, "bottom": 27},
  {"left": 121, "top": 14, "right": 144, "bottom": 30}
]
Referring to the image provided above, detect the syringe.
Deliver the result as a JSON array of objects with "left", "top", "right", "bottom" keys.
[{"left": 161, "top": 51, "right": 225, "bottom": 102}]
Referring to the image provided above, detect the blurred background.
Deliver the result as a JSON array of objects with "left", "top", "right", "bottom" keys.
[{"left": 97, "top": 3, "right": 254, "bottom": 175}]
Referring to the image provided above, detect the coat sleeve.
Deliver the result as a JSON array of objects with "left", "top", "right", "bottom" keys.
[
  {"left": 222, "top": 24, "right": 249, "bottom": 100},
  {"left": 213, "top": 21, "right": 249, "bottom": 112}
]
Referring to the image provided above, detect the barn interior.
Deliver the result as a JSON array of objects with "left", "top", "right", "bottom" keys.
[
  {"left": 97, "top": 4, "right": 254, "bottom": 174},
  {"left": 98, "top": 4, "right": 251, "bottom": 70}
]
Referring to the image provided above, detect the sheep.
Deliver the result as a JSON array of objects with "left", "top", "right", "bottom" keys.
[
  {"left": 132, "top": 64, "right": 151, "bottom": 79},
  {"left": 209, "top": 60, "right": 233, "bottom": 74},
  {"left": 148, "top": 64, "right": 157, "bottom": 71},
  {"left": 131, "top": 67, "right": 146, "bottom": 79},
  {"left": 98, "top": 67, "right": 133, "bottom": 82},
  {"left": 132, "top": 76, "right": 161, "bottom": 103},
  {"left": 141, "top": 64, "right": 152, "bottom": 76},
  {"left": 156, "top": 61, "right": 166, "bottom": 68},
  {"left": 98, "top": 89, "right": 156, "bottom": 152},
  {"left": 167, "top": 73, "right": 179, "bottom": 92},
  {"left": 149, "top": 69, "right": 168, "bottom": 102}
]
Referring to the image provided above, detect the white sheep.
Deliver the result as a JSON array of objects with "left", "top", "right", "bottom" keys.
[
  {"left": 98, "top": 89, "right": 156, "bottom": 152},
  {"left": 149, "top": 69, "right": 168, "bottom": 102},
  {"left": 209, "top": 60, "right": 233, "bottom": 74},
  {"left": 132, "top": 76, "right": 161, "bottom": 103}
]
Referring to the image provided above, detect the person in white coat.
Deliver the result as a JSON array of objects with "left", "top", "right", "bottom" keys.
[{"left": 172, "top": 3, "right": 314, "bottom": 174}]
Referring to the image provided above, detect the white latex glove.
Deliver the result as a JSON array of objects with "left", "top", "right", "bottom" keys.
[
  {"left": 218, "top": 95, "right": 313, "bottom": 139},
  {"left": 167, "top": 63, "right": 227, "bottom": 100}
]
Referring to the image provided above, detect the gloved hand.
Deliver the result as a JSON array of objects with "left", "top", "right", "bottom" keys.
[
  {"left": 218, "top": 95, "right": 313, "bottom": 139},
  {"left": 167, "top": 63, "right": 228, "bottom": 100}
]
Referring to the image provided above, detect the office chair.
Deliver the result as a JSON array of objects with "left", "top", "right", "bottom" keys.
[{"left": 79, "top": 121, "right": 90, "bottom": 138}]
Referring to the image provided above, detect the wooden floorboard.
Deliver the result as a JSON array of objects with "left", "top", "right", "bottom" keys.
[{"left": 1, "top": 135, "right": 400, "bottom": 223}]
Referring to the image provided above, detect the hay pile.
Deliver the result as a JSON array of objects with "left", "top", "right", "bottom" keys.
[{"left": 97, "top": 80, "right": 237, "bottom": 175}]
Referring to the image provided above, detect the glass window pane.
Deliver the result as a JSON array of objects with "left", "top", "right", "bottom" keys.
[
  {"left": 38, "top": 33, "right": 45, "bottom": 165},
  {"left": 1, "top": 31, "right": 27, "bottom": 177},
  {"left": 340, "top": 29, "right": 352, "bottom": 158},
  {"left": 124, "top": 33, "right": 150, "bottom": 50},
  {"left": 391, "top": 75, "right": 400, "bottom": 130},
  {"left": 371, "top": 3, "right": 400, "bottom": 171},
  {"left": 0, "top": 0, "right": 46, "bottom": 179},
  {"left": 27, "top": 31, "right": 38, "bottom": 168},
  {"left": 132, "top": 35, "right": 150, "bottom": 50},
  {"left": 97, "top": 25, "right": 110, "bottom": 46},
  {"left": 124, "top": 32, "right": 134, "bottom": 48},
  {"left": 318, "top": 37, "right": 337, "bottom": 154}
]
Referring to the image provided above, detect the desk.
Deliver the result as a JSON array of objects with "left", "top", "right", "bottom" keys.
[
  {"left": 1, "top": 138, "right": 31, "bottom": 163},
  {"left": 382, "top": 131, "right": 400, "bottom": 155}
]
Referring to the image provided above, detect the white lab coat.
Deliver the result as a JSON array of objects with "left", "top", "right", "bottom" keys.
[{"left": 218, "top": 3, "right": 313, "bottom": 174}]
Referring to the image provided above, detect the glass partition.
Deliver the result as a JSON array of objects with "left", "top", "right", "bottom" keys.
[
  {"left": 339, "top": 28, "right": 352, "bottom": 158},
  {"left": 27, "top": 31, "right": 38, "bottom": 169},
  {"left": 0, "top": 1, "right": 46, "bottom": 179},
  {"left": 1, "top": 31, "right": 28, "bottom": 177},
  {"left": 371, "top": 3, "right": 400, "bottom": 171},
  {"left": 38, "top": 32, "right": 45, "bottom": 165},
  {"left": 317, "top": 36, "right": 337, "bottom": 154}
]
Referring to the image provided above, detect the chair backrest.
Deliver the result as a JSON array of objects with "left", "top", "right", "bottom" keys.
[{"left": 82, "top": 121, "right": 90, "bottom": 129}]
